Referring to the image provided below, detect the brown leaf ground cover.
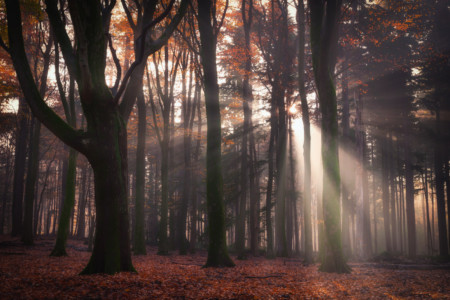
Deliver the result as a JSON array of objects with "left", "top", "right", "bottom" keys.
[{"left": 0, "top": 236, "right": 449, "bottom": 299}]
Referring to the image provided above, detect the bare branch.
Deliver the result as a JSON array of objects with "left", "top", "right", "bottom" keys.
[
  {"left": 108, "top": 34, "right": 122, "bottom": 95},
  {"left": 146, "top": 65, "right": 162, "bottom": 145},
  {"left": 0, "top": 36, "right": 11, "bottom": 54},
  {"left": 121, "top": 0, "right": 137, "bottom": 32},
  {"left": 114, "top": 0, "right": 178, "bottom": 105}
]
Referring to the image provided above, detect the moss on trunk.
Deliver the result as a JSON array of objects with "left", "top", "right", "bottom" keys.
[{"left": 50, "top": 148, "right": 78, "bottom": 256}]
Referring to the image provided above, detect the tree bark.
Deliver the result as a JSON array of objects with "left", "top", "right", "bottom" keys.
[
  {"left": 76, "top": 165, "right": 88, "bottom": 238},
  {"left": 51, "top": 148, "right": 77, "bottom": 255},
  {"left": 198, "top": 0, "right": 234, "bottom": 267},
  {"left": 21, "top": 118, "right": 40, "bottom": 245},
  {"left": 434, "top": 111, "right": 448, "bottom": 257},
  {"left": 309, "top": 0, "right": 350, "bottom": 273},
  {"left": 133, "top": 90, "right": 147, "bottom": 255},
  {"left": 11, "top": 97, "right": 29, "bottom": 237},
  {"left": 405, "top": 141, "right": 416, "bottom": 257},
  {"left": 297, "top": 0, "right": 313, "bottom": 264},
  {"left": 265, "top": 104, "right": 276, "bottom": 258},
  {"left": 381, "top": 137, "right": 392, "bottom": 253}
]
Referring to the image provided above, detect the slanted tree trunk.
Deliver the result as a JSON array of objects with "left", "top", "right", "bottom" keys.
[
  {"left": 22, "top": 29, "right": 52, "bottom": 245},
  {"left": 197, "top": 0, "right": 234, "bottom": 267}
]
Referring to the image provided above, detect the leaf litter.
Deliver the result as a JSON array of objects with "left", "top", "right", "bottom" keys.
[{"left": 0, "top": 237, "right": 449, "bottom": 299}]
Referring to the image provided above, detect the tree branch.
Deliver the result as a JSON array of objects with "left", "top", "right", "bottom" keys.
[
  {"left": 0, "top": 36, "right": 11, "bottom": 54},
  {"left": 108, "top": 34, "right": 122, "bottom": 95},
  {"left": 6, "top": 0, "right": 86, "bottom": 154},
  {"left": 114, "top": 0, "right": 179, "bottom": 105},
  {"left": 121, "top": 0, "right": 137, "bottom": 32},
  {"left": 45, "top": 0, "right": 79, "bottom": 80}
]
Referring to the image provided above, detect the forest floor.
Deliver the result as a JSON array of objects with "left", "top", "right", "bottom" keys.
[{"left": 0, "top": 236, "right": 449, "bottom": 299}]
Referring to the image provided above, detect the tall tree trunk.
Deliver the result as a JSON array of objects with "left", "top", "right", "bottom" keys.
[
  {"left": 81, "top": 111, "right": 134, "bottom": 274},
  {"left": 190, "top": 83, "right": 202, "bottom": 254},
  {"left": 179, "top": 55, "right": 193, "bottom": 255},
  {"left": 405, "top": 141, "right": 416, "bottom": 257},
  {"left": 389, "top": 140, "right": 398, "bottom": 253},
  {"left": 297, "top": 0, "right": 313, "bottom": 264},
  {"left": 198, "top": 0, "right": 234, "bottom": 267},
  {"left": 434, "top": 111, "right": 448, "bottom": 257},
  {"left": 0, "top": 151, "right": 11, "bottom": 234},
  {"left": 309, "top": 0, "right": 349, "bottom": 273},
  {"left": 371, "top": 142, "right": 378, "bottom": 254},
  {"left": 50, "top": 148, "right": 77, "bottom": 255},
  {"left": 51, "top": 73, "right": 78, "bottom": 256},
  {"left": 76, "top": 165, "right": 88, "bottom": 238},
  {"left": 148, "top": 160, "right": 159, "bottom": 246},
  {"left": 249, "top": 122, "right": 259, "bottom": 256},
  {"left": 22, "top": 118, "right": 40, "bottom": 245},
  {"left": 340, "top": 69, "right": 351, "bottom": 258},
  {"left": 445, "top": 157, "right": 450, "bottom": 251},
  {"left": 381, "top": 137, "right": 392, "bottom": 252},
  {"left": 134, "top": 90, "right": 147, "bottom": 255},
  {"left": 287, "top": 117, "right": 297, "bottom": 256},
  {"left": 11, "top": 97, "right": 30, "bottom": 236},
  {"left": 275, "top": 85, "right": 288, "bottom": 258},
  {"left": 265, "top": 104, "right": 276, "bottom": 258},
  {"left": 423, "top": 168, "right": 433, "bottom": 255},
  {"left": 354, "top": 90, "right": 364, "bottom": 258}
]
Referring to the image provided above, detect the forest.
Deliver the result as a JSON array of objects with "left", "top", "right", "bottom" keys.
[{"left": 0, "top": 0, "right": 449, "bottom": 298}]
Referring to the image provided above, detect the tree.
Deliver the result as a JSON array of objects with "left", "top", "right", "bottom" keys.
[
  {"left": 119, "top": 0, "right": 188, "bottom": 256},
  {"left": 149, "top": 43, "right": 181, "bottom": 255},
  {"left": 51, "top": 41, "right": 79, "bottom": 256},
  {"left": 197, "top": 0, "right": 234, "bottom": 267},
  {"left": 296, "top": 0, "right": 313, "bottom": 264},
  {"left": 5, "top": 0, "right": 186, "bottom": 274},
  {"left": 308, "top": 0, "right": 350, "bottom": 273},
  {"left": 418, "top": 0, "right": 450, "bottom": 257}
]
